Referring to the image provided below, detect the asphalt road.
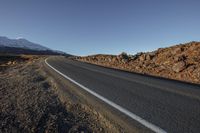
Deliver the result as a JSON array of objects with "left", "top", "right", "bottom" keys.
[{"left": 46, "top": 57, "right": 200, "bottom": 133}]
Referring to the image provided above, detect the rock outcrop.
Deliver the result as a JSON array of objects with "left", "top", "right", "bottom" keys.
[{"left": 75, "top": 41, "right": 200, "bottom": 84}]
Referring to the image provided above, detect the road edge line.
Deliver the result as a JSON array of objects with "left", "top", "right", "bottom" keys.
[{"left": 45, "top": 58, "right": 167, "bottom": 133}]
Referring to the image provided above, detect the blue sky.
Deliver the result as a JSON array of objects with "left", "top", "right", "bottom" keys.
[{"left": 0, "top": 0, "right": 199, "bottom": 55}]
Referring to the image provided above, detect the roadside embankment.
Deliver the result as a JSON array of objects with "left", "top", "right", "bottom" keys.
[{"left": 75, "top": 42, "right": 200, "bottom": 84}]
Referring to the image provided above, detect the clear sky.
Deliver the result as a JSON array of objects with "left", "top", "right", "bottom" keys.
[{"left": 0, "top": 0, "right": 199, "bottom": 55}]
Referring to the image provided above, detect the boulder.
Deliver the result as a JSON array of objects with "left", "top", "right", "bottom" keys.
[
  {"left": 107, "top": 57, "right": 112, "bottom": 62},
  {"left": 139, "top": 54, "right": 146, "bottom": 61},
  {"left": 173, "top": 55, "right": 186, "bottom": 62},
  {"left": 146, "top": 54, "right": 154, "bottom": 61},
  {"left": 145, "top": 52, "right": 156, "bottom": 61},
  {"left": 171, "top": 47, "right": 183, "bottom": 55},
  {"left": 129, "top": 52, "right": 143, "bottom": 60},
  {"left": 172, "top": 61, "right": 186, "bottom": 72},
  {"left": 122, "top": 58, "right": 129, "bottom": 64}
]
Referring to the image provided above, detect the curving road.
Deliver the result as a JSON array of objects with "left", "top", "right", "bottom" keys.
[{"left": 46, "top": 57, "right": 200, "bottom": 133}]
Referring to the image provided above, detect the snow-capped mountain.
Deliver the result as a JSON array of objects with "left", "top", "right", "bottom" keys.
[{"left": 0, "top": 36, "right": 50, "bottom": 51}]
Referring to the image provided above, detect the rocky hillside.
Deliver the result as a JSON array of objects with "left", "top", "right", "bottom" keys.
[{"left": 75, "top": 41, "right": 200, "bottom": 84}]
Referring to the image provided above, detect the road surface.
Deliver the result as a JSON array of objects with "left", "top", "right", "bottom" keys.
[{"left": 46, "top": 57, "right": 200, "bottom": 133}]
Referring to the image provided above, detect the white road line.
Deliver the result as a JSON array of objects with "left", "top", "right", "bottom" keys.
[{"left": 45, "top": 58, "right": 167, "bottom": 133}]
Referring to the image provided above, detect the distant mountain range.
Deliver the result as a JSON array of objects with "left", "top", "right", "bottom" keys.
[{"left": 0, "top": 36, "right": 68, "bottom": 55}]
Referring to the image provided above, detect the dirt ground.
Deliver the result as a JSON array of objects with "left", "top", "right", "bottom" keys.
[{"left": 0, "top": 55, "right": 120, "bottom": 133}]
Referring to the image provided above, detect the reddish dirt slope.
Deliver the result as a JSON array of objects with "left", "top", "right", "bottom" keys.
[{"left": 75, "top": 41, "right": 200, "bottom": 84}]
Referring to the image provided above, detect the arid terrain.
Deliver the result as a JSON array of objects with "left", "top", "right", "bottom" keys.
[
  {"left": 75, "top": 41, "right": 200, "bottom": 84},
  {"left": 1, "top": 41, "right": 199, "bottom": 133},
  {"left": 0, "top": 55, "right": 120, "bottom": 133}
]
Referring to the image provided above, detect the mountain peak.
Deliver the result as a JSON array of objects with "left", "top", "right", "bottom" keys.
[
  {"left": 0, "top": 36, "right": 50, "bottom": 51},
  {"left": 0, "top": 36, "right": 69, "bottom": 55}
]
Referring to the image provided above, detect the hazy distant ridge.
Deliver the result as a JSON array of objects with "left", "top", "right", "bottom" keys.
[
  {"left": 0, "top": 36, "right": 50, "bottom": 51},
  {"left": 0, "top": 36, "right": 68, "bottom": 55}
]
